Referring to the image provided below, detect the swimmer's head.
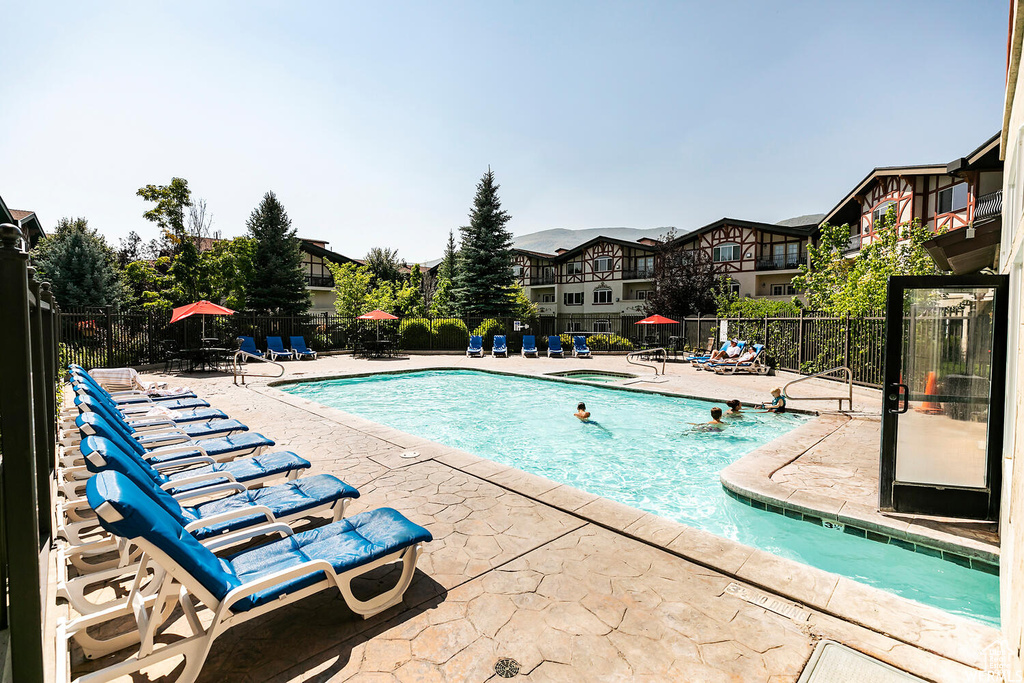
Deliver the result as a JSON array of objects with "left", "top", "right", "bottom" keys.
[
  {"left": 771, "top": 388, "right": 782, "bottom": 397},
  {"left": 577, "top": 402, "right": 586, "bottom": 411},
  {"left": 726, "top": 400, "right": 741, "bottom": 411},
  {"left": 711, "top": 407, "right": 723, "bottom": 420}
]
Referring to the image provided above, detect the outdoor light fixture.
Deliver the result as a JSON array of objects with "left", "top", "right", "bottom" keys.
[{"left": 966, "top": 224, "right": 976, "bottom": 239}]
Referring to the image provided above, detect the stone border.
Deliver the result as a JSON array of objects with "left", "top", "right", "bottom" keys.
[
  {"left": 719, "top": 415, "right": 1000, "bottom": 565},
  {"left": 253, "top": 372, "right": 1001, "bottom": 670}
]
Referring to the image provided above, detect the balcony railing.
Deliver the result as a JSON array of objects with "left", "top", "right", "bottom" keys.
[
  {"left": 755, "top": 252, "right": 807, "bottom": 271},
  {"left": 622, "top": 269, "right": 655, "bottom": 280},
  {"left": 305, "top": 275, "right": 334, "bottom": 288},
  {"left": 528, "top": 275, "right": 556, "bottom": 286}
]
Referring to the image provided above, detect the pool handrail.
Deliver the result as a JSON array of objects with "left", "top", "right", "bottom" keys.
[
  {"left": 783, "top": 366, "right": 853, "bottom": 411},
  {"left": 232, "top": 349, "right": 285, "bottom": 385},
  {"left": 626, "top": 348, "right": 666, "bottom": 377}
]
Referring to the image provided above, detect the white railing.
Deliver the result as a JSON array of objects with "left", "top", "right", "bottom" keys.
[
  {"left": 783, "top": 366, "right": 854, "bottom": 411},
  {"left": 231, "top": 350, "right": 285, "bottom": 385},
  {"left": 626, "top": 348, "right": 667, "bottom": 377}
]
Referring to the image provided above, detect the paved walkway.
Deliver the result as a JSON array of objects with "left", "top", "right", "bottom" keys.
[{"left": 65, "top": 355, "right": 1001, "bottom": 682}]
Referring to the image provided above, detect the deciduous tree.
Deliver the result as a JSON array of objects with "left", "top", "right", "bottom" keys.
[
  {"left": 137, "top": 177, "right": 192, "bottom": 253},
  {"left": 644, "top": 230, "right": 719, "bottom": 317}
]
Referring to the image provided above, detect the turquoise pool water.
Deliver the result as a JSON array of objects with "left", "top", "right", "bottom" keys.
[{"left": 283, "top": 369, "right": 1000, "bottom": 625}]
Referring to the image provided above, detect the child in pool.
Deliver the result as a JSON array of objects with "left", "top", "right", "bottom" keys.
[
  {"left": 725, "top": 399, "right": 743, "bottom": 417},
  {"left": 759, "top": 388, "right": 787, "bottom": 414},
  {"left": 692, "top": 407, "right": 726, "bottom": 432},
  {"left": 574, "top": 402, "right": 592, "bottom": 422}
]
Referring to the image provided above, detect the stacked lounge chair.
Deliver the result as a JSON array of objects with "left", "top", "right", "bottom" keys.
[
  {"left": 467, "top": 334, "right": 484, "bottom": 357},
  {"left": 492, "top": 335, "right": 508, "bottom": 357},
  {"left": 521, "top": 335, "right": 538, "bottom": 357},
  {"left": 547, "top": 335, "right": 564, "bottom": 358},
  {"left": 572, "top": 335, "right": 591, "bottom": 358},
  {"left": 55, "top": 365, "right": 433, "bottom": 683},
  {"left": 237, "top": 335, "right": 265, "bottom": 359},
  {"left": 266, "top": 336, "right": 295, "bottom": 361},
  {"left": 289, "top": 335, "right": 318, "bottom": 359}
]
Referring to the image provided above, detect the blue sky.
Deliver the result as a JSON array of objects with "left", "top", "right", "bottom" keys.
[{"left": 0, "top": 1, "right": 1008, "bottom": 262}]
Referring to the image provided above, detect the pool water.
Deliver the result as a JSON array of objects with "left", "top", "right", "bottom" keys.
[
  {"left": 282, "top": 369, "right": 1000, "bottom": 625},
  {"left": 549, "top": 371, "right": 634, "bottom": 383}
]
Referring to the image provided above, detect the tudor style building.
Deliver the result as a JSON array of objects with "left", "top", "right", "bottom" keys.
[
  {"left": 821, "top": 133, "right": 1003, "bottom": 252},
  {"left": 513, "top": 236, "right": 660, "bottom": 318},
  {"left": 668, "top": 216, "right": 820, "bottom": 300},
  {"left": 298, "top": 239, "right": 360, "bottom": 312}
]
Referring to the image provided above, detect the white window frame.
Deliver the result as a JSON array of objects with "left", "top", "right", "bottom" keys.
[
  {"left": 771, "top": 283, "right": 796, "bottom": 296},
  {"left": 712, "top": 243, "right": 741, "bottom": 262},
  {"left": 594, "top": 319, "right": 611, "bottom": 333},
  {"left": 724, "top": 279, "right": 740, "bottom": 296},
  {"left": 593, "top": 287, "right": 613, "bottom": 304},
  {"left": 594, "top": 256, "right": 613, "bottom": 273},
  {"left": 540, "top": 293, "right": 555, "bottom": 303},
  {"left": 937, "top": 182, "right": 969, "bottom": 214},
  {"left": 563, "top": 292, "right": 583, "bottom": 306},
  {"left": 512, "top": 265, "right": 524, "bottom": 278},
  {"left": 870, "top": 201, "right": 895, "bottom": 232}
]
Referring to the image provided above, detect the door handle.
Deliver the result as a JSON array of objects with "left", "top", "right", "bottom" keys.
[{"left": 887, "top": 383, "right": 909, "bottom": 414}]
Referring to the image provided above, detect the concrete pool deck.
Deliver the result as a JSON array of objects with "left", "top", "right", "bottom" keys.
[{"left": 65, "top": 354, "right": 1004, "bottom": 681}]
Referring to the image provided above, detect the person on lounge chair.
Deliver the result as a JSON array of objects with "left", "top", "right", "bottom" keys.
[
  {"left": 714, "top": 347, "right": 757, "bottom": 366},
  {"left": 692, "top": 407, "right": 726, "bottom": 432},
  {"left": 710, "top": 339, "right": 741, "bottom": 361},
  {"left": 759, "top": 388, "right": 787, "bottom": 414}
]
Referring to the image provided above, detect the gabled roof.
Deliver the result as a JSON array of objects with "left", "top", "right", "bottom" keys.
[
  {"left": 513, "top": 235, "right": 659, "bottom": 262},
  {"left": 299, "top": 239, "right": 358, "bottom": 265},
  {"left": 670, "top": 217, "right": 819, "bottom": 246}
]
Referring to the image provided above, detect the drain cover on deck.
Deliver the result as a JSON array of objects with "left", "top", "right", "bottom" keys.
[
  {"left": 725, "top": 582, "right": 809, "bottom": 622},
  {"left": 494, "top": 658, "right": 520, "bottom": 678},
  {"left": 400, "top": 450, "right": 419, "bottom": 459},
  {"left": 797, "top": 641, "right": 928, "bottom": 683}
]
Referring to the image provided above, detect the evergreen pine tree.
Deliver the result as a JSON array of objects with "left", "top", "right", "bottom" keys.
[
  {"left": 440, "top": 230, "right": 458, "bottom": 280},
  {"left": 453, "top": 169, "right": 515, "bottom": 316},
  {"left": 246, "top": 191, "right": 310, "bottom": 314},
  {"left": 32, "top": 217, "right": 124, "bottom": 306}
]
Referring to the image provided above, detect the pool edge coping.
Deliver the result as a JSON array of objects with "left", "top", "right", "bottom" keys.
[{"left": 252, "top": 371, "right": 1002, "bottom": 669}]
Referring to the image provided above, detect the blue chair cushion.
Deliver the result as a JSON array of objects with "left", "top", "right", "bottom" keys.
[
  {"left": 165, "top": 451, "right": 311, "bottom": 493},
  {"left": 184, "top": 474, "right": 358, "bottom": 540},
  {"left": 145, "top": 432, "right": 276, "bottom": 465},
  {"left": 134, "top": 419, "right": 247, "bottom": 445},
  {"left": 227, "top": 507, "right": 432, "bottom": 612}
]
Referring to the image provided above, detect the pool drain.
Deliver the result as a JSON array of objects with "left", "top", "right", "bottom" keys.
[
  {"left": 400, "top": 450, "right": 419, "bottom": 459},
  {"left": 494, "top": 657, "right": 521, "bottom": 678}
]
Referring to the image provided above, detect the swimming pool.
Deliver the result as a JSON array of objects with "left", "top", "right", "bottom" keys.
[
  {"left": 547, "top": 370, "right": 637, "bottom": 383},
  {"left": 281, "top": 369, "right": 999, "bottom": 625}
]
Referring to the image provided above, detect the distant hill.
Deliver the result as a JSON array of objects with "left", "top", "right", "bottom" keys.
[{"left": 513, "top": 226, "right": 678, "bottom": 255}]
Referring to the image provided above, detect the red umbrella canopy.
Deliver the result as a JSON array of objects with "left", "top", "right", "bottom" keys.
[
  {"left": 170, "top": 300, "right": 235, "bottom": 324},
  {"left": 357, "top": 309, "right": 399, "bottom": 320},
  {"left": 635, "top": 314, "right": 679, "bottom": 325}
]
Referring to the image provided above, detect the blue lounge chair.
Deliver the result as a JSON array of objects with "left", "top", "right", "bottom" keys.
[
  {"left": 572, "top": 335, "right": 591, "bottom": 358},
  {"left": 709, "top": 343, "right": 769, "bottom": 375},
  {"left": 289, "top": 335, "right": 317, "bottom": 360},
  {"left": 266, "top": 336, "right": 295, "bottom": 361},
  {"left": 73, "top": 394, "right": 226, "bottom": 424},
  {"left": 61, "top": 471, "right": 431, "bottom": 669},
  {"left": 467, "top": 335, "right": 484, "bottom": 357},
  {"left": 492, "top": 335, "right": 508, "bottom": 358},
  {"left": 74, "top": 412, "right": 275, "bottom": 467},
  {"left": 547, "top": 335, "right": 564, "bottom": 358},
  {"left": 690, "top": 340, "right": 746, "bottom": 367},
  {"left": 521, "top": 335, "right": 538, "bottom": 357},
  {"left": 237, "top": 336, "right": 265, "bottom": 359},
  {"left": 70, "top": 369, "right": 208, "bottom": 410}
]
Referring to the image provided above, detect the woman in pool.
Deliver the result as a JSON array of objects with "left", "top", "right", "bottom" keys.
[
  {"left": 724, "top": 399, "right": 744, "bottom": 417},
  {"left": 759, "top": 388, "right": 787, "bottom": 414}
]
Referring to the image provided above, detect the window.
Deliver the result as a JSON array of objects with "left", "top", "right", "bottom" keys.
[
  {"left": 593, "top": 287, "right": 613, "bottom": 304},
  {"left": 632, "top": 289, "right": 653, "bottom": 300},
  {"left": 567, "top": 321, "right": 582, "bottom": 332},
  {"left": 563, "top": 292, "right": 583, "bottom": 306},
  {"left": 565, "top": 261, "right": 583, "bottom": 276},
  {"left": 594, "top": 257, "right": 613, "bottom": 272},
  {"left": 636, "top": 256, "right": 654, "bottom": 271},
  {"left": 937, "top": 182, "right": 968, "bottom": 214},
  {"left": 713, "top": 243, "right": 741, "bottom": 262},
  {"left": 869, "top": 201, "right": 895, "bottom": 232},
  {"left": 724, "top": 279, "right": 740, "bottom": 296},
  {"left": 771, "top": 284, "right": 796, "bottom": 296},
  {"left": 594, "top": 320, "right": 611, "bottom": 333},
  {"left": 539, "top": 293, "right": 555, "bottom": 303},
  {"left": 512, "top": 265, "right": 523, "bottom": 278}
]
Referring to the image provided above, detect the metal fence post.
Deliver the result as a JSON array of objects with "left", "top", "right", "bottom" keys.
[
  {"left": 797, "top": 309, "right": 804, "bottom": 370},
  {"left": 844, "top": 311, "right": 851, "bottom": 370},
  {"left": 0, "top": 223, "right": 46, "bottom": 681},
  {"left": 103, "top": 304, "right": 114, "bottom": 368},
  {"left": 26, "top": 272, "right": 53, "bottom": 539}
]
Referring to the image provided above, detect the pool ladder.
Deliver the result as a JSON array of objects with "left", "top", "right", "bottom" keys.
[
  {"left": 625, "top": 348, "right": 669, "bottom": 383},
  {"left": 783, "top": 366, "right": 854, "bottom": 411},
  {"left": 232, "top": 350, "right": 285, "bottom": 385}
]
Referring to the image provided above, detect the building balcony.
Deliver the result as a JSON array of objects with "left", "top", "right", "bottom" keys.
[
  {"left": 975, "top": 189, "right": 1002, "bottom": 222},
  {"left": 755, "top": 252, "right": 807, "bottom": 271},
  {"left": 843, "top": 235, "right": 862, "bottom": 254},
  {"left": 528, "top": 275, "right": 556, "bottom": 286},
  {"left": 622, "top": 269, "right": 655, "bottom": 280},
  {"left": 305, "top": 275, "right": 335, "bottom": 288}
]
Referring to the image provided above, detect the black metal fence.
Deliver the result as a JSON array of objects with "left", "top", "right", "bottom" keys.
[{"left": 59, "top": 308, "right": 887, "bottom": 387}]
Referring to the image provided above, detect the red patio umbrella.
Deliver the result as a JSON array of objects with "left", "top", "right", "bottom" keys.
[
  {"left": 356, "top": 309, "right": 399, "bottom": 320},
  {"left": 635, "top": 314, "right": 679, "bottom": 325},
  {"left": 170, "top": 300, "right": 235, "bottom": 338}
]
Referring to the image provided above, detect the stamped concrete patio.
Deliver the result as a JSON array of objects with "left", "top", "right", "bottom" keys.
[{"left": 65, "top": 354, "right": 1003, "bottom": 682}]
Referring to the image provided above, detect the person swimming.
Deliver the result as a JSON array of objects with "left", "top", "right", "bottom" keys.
[
  {"left": 691, "top": 407, "right": 726, "bottom": 432},
  {"left": 725, "top": 399, "right": 743, "bottom": 416},
  {"left": 574, "top": 402, "right": 591, "bottom": 422}
]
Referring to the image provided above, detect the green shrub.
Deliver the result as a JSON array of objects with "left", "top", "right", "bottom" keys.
[
  {"left": 471, "top": 318, "right": 506, "bottom": 348},
  {"left": 431, "top": 319, "right": 470, "bottom": 350},
  {"left": 398, "top": 318, "right": 432, "bottom": 349},
  {"left": 586, "top": 334, "right": 635, "bottom": 352}
]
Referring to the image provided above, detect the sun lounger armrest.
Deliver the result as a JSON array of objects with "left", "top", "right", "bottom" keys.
[
  {"left": 201, "top": 522, "right": 294, "bottom": 552},
  {"left": 220, "top": 558, "right": 340, "bottom": 610},
  {"left": 122, "top": 417, "right": 176, "bottom": 429},
  {"left": 160, "top": 471, "right": 235, "bottom": 491},
  {"left": 134, "top": 428, "right": 190, "bottom": 442},
  {"left": 183, "top": 505, "right": 277, "bottom": 533},
  {"left": 144, "top": 443, "right": 206, "bottom": 458},
  {"left": 149, "top": 455, "right": 217, "bottom": 471},
  {"left": 171, "top": 481, "right": 246, "bottom": 502}
]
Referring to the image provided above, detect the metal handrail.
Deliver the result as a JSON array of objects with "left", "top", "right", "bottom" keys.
[
  {"left": 783, "top": 366, "right": 854, "bottom": 411},
  {"left": 231, "top": 350, "right": 285, "bottom": 385},
  {"left": 626, "top": 347, "right": 666, "bottom": 377}
]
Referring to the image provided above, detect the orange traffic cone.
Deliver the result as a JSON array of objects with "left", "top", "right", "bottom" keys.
[{"left": 915, "top": 371, "right": 943, "bottom": 414}]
